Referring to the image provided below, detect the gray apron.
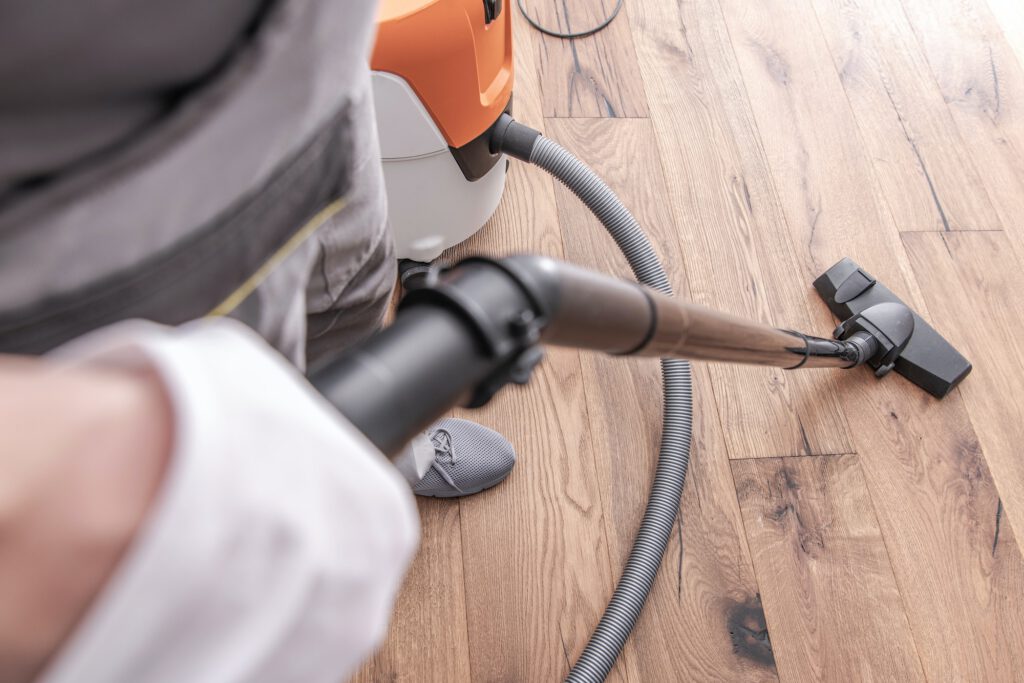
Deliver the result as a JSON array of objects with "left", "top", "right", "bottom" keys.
[{"left": 0, "top": 0, "right": 395, "bottom": 368}]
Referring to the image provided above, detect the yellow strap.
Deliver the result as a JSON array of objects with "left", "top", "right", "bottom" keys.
[{"left": 206, "top": 197, "right": 348, "bottom": 318}]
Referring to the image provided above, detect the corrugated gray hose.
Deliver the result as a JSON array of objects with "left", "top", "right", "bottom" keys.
[{"left": 528, "top": 135, "right": 695, "bottom": 682}]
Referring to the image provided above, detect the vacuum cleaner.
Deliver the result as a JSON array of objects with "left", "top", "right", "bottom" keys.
[
  {"left": 358, "top": 4, "right": 971, "bottom": 681},
  {"left": 313, "top": 120, "right": 972, "bottom": 683},
  {"left": 371, "top": 0, "right": 512, "bottom": 261}
]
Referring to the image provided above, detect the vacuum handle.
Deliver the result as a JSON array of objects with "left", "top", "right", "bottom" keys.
[
  {"left": 311, "top": 255, "right": 874, "bottom": 456},
  {"left": 311, "top": 306, "right": 495, "bottom": 457}
]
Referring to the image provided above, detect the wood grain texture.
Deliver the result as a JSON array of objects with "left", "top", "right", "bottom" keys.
[
  {"left": 351, "top": 500, "right": 473, "bottom": 682},
  {"left": 718, "top": 0, "right": 1024, "bottom": 677},
  {"left": 358, "top": 0, "right": 1024, "bottom": 679},
  {"left": 902, "top": 230, "right": 1024, "bottom": 567},
  {"left": 900, "top": 0, "right": 1024, "bottom": 258},
  {"left": 520, "top": 0, "right": 648, "bottom": 117},
  {"left": 733, "top": 454, "right": 924, "bottom": 682},
  {"left": 547, "top": 117, "right": 778, "bottom": 681},
  {"left": 716, "top": 0, "right": 920, "bottom": 299},
  {"left": 988, "top": 0, "right": 1024, "bottom": 73},
  {"left": 363, "top": 141, "right": 629, "bottom": 680},
  {"left": 450, "top": 169, "right": 626, "bottom": 680},
  {"left": 627, "top": 0, "right": 856, "bottom": 459},
  {"left": 823, "top": 377, "right": 1024, "bottom": 681},
  {"left": 353, "top": 20, "right": 606, "bottom": 682},
  {"left": 812, "top": 0, "right": 1002, "bottom": 232},
  {"left": 443, "top": 38, "right": 630, "bottom": 674}
]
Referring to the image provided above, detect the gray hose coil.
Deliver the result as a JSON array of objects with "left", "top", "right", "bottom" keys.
[{"left": 528, "top": 136, "right": 695, "bottom": 682}]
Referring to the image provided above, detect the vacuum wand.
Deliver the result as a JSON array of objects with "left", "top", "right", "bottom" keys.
[
  {"left": 540, "top": 260, "right": 875, "bottom": 370},
  {"left": 312, "top": 254, "right": 969, "bottom": 457}
]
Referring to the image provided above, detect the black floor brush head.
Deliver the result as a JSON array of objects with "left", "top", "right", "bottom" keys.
[{"left": 813, "top": 257, "right": 971, "bottom": 398}]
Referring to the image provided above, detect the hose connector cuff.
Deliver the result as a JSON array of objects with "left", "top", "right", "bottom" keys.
[{"left": 490, "top": 113, "right": 542, "bottom": 161}]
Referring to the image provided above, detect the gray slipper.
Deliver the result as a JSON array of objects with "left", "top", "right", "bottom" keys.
[{"left": 412, "top": 418, "right": 516, "bottom": 498}]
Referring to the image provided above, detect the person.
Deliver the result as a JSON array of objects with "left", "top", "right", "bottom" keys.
[{"left": 0, "top": 0, "right": 515, "bottom": 680}]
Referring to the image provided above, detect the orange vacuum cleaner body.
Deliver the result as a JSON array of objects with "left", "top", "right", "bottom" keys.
[
  {"left": 371, "top": 0, "right": 514, "bottom": 261},
  {"left": 372, "top": 0, "right": 513, "bottom": 148}
]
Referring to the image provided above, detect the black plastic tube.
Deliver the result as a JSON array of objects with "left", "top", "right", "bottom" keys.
[
  {"left": 312, "top": 306, "right": 491, "bottom": 456},
  {"left": 504, "top": 126, "right": 695, "bottom": 682}
]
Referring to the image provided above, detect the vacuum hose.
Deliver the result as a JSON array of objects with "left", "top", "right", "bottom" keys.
[
  {"left": 314, "top": 117, "right": 910, "bottom": 681},
  {"left": 494, "top": 117, "right": 694, "bottom": 682}
]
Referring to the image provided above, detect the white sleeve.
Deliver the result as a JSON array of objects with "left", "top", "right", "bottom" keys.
[{"left": 39, "top": 319, "right": 420, "bottom": 683}]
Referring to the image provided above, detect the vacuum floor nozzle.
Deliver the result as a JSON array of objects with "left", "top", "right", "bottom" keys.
[{"left": 814, "top": 257, "right": 971, "bottom": 398}]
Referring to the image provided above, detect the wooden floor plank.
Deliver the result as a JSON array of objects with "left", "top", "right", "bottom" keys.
[
  {"left": 519, "top": 1, "right": 648, "bottom": 118},
  {"left": 900, "top": 0, "right": 1024, "bottom": 258},
  {"left": 357, "top": 19, "right": 629, "bottom": 681},
  {"left": 440, "top": 31, "right": 639, "bottom": 671},
  {"left": 507, "top": 7, "right": 552, "bottom": 133},
  {"left": 626, "top": 0, "right": 857, "bottom": 459},
  {"left": 715, "top": 0, "right": 919, "bottom": 298},
  {"left": 454, "top": 349, "right": 625, "bottom": 682},
  {"left": 811, "top": 0, "right": 1003, "bottom": 232},
  {"left": 359, "top": 1, "right": 1024, "bottom": 679},
  {"left": 902, "top": 230, "right": 1024, "bottom": 561},
  {"left": 447, "top": 137, "right": 631, "bottom": 683},
  {"left": 987, "top": 0, "right": 1024, "bottom": 73},
  {"left": 733, "top": 454, "right": 925, "bottom": 682},
  {"left": 716, "top": 0, "right": 1024, "bottom": 678},
  {"left": 546, "top": 117, "right": 778, "bottom": 681},
  {"left": 351, "top": 501, "right": 473, "bottom": 683}
]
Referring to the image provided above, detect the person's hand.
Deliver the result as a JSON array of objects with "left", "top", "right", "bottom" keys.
[
  {"left": 0, "top": 357, "right": 173, "bottom": 683},
  {"left": 0, "top": 319, "right": 419, "bottom": 683}
]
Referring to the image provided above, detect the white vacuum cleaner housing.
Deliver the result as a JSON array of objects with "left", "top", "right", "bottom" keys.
[
  {"left": 372, "top": 73, "right": 507, "bottom": 261},
  {"left": 370, "top": 0, "right": 514, "bottom": 262}
]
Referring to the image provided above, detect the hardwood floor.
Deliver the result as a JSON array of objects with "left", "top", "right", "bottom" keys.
[{"left": 354, "top": 0, "right": 1024, "bottom": 679}]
